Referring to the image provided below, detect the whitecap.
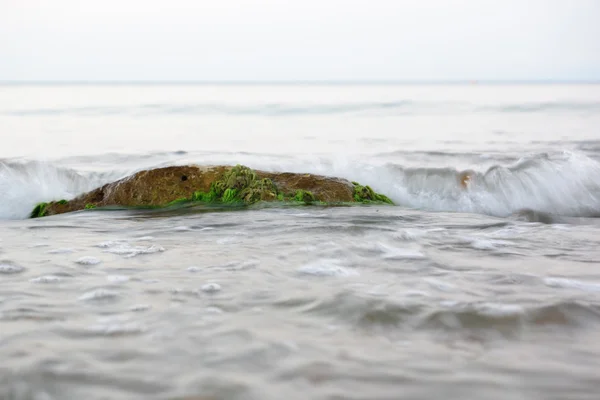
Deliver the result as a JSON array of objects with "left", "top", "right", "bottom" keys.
[
  {"left": 543, "top": 277, "right": 600, "bottom": 292},
  {"left": 201, "top": 283, "right": 221, "bottom": 293},
  {"left": 297, "top": 260, "right": 358, "bottom": 277},
  {"left": 376, "top": 243, "right": 426, "bottom": 260},
  {"left": 469, "top": 239, "right": 497, "bottom": 250},
  {"left": 75, "top": 256, "right": 101, "bottom": 265},
  {"left": 476, "top": 303, "right": 524, "bottom": 317},
  {"left": 103, "top": 244, "right": 165, "bottom": 258},
  {"left": 96, "top": 240, "right": 127, "bottom": 248}
]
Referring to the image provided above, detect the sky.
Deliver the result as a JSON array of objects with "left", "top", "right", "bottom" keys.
[{"left": 1, "top": 0, "right": 599, "bottom": 82}]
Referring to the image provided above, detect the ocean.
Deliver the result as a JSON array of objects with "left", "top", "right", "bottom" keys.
[{"left": 1, "top": 83, "right": 600, "bottom": 399}]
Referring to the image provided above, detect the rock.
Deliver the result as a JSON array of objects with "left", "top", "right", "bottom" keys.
[{"left": 31, "top": 165, "right": 393, "bottom": 218}]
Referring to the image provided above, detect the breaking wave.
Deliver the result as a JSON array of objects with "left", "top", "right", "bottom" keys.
[
  {"left": 1, "top": 151, "right": 599, "bottom": 220},
  {"left": 0, "top": 161, "right": 123, "bottom": 220},
  {"left": 385, "top": 151, "right": 600, "bottom": 218}
]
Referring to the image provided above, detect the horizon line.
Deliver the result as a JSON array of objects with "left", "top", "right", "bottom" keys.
[{"left": 1, "top": 79, "right": 599, "bottom": 85}]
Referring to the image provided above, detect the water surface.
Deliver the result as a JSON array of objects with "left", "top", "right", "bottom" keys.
[{"left": 1, "top": 84, "right": 600, "bottom": 399}]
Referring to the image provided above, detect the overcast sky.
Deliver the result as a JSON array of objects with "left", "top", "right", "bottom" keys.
[{"left": 1, "top": 0, "right": 598, "bottom": 82}]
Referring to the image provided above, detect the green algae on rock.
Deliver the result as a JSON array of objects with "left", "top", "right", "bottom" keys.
[
  {"left": 30, "top": 164, "right": 394, "bottom": 218},
  {"left": 292, "top": 190, "right": 316, "bottom": 204},
  {"left": 352, "top": 182, "right": 394, "bottom": 204},
  {"left": 30, "top": 202, "right": 49, "bottom": 218}
]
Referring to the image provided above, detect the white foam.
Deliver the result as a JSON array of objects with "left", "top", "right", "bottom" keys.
[
  {"left": 75, "top": 256, "right": 101, "bottom": 265},
  {"left": 102, "top": 243, "right": 165, "bottom": 258},
  {"left": 392, "top": 229, "right": 426, "bottom": 241},
  {"left": 3, "top": 150, "right": 600, "bottom": 220},
  {"left": 134, "top": 236, "right": 155, "bottom": 241},
  {"left": 96, "top": 240, "right": 127, "bottom": 248},
  {"left": 30, "top": 275, "right": 62, "bottom": 283},
  {"left": 297, "top": 259, "right": 358, "bottom": 277},
  {"left": 375, "top": 243, "right": 426, "bottom": 260},
  {"left": 476, "top": 303, "right": 524, "bottom": 317},
  {"left": 201, "top": 283, "right": 222, "bottom": 293},
  {"left": 0, "top": 160, "right": 120, "bottom": 220},
  {"left": 78, "top": 289, "right": 119, "bottom": 301},
  {"left": 543, "top": 277, "right": 600, "bottom": 292},
  {"left": 48, "top": 248, "right": 77, "bottom": 254}
]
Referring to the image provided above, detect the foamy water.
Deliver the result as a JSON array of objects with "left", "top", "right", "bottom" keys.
[{"left": 1, "top": 84, "right": 600, "bottom": 400}]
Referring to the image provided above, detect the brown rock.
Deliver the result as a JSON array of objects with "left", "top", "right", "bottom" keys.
[{"left": 34, "top": 164, "right": 375, "bottom": 218}]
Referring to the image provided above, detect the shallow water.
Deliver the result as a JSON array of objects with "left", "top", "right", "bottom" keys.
[{"left": 1, "top": 84, "right": 600, "bottom": 399}]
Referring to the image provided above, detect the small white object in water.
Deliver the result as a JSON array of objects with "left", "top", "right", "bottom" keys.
[
  {"left": 75, "top": 256, "right": 101, "bottom": 265},
  {"left": 187, "top": 266, "right": 200, "bottom": 272},
  {"left": 201, "top": 283, "right": 221, "bottom": 293}
]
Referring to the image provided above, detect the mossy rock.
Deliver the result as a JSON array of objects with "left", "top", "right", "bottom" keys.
[
  {"left": 292, "top": 190, "right": 316, "bottom": 204},
  {"left": 352, "top": 183, "right": 394, "bottom": 204},
  {"left": 30, "top": 164, "right": 394, "bottom": 218},
  {"left": 30, "top": 202, "right": 49, "bottom": 218}
]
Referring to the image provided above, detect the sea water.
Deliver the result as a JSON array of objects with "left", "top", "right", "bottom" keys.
[{"left": 1, "top": 83, "right": 600, "bottom": 399}]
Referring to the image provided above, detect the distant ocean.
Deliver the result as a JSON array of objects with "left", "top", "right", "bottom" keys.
[{"left": 1, "top": 83, "right": 600, "bottom": 400}]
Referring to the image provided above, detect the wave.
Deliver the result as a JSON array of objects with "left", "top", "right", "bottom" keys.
[
  {"left": 0, "top": 161, "right": 124, "bottom": 220},
  {"left": 4, "top": 100, "right": 600, "bottom": 117},
  {"left": 1, "top": 151, "right": 599, "bottom": 220},
  {"left": 383, "top": 151, "right": 600, "bottom": 218}
]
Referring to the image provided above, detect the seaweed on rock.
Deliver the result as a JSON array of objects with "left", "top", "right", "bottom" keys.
[
  {"left": 30, "top": 202, "right": 48, "bottom": 218},
  {"left": 352, "top": 182, "right": 393, "bottom": 204},
  {"left": 29, "top": 164, "right": 395, "bottom": 218}
]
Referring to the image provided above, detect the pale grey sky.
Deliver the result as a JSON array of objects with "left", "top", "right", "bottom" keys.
[{"left": 1, "top": 0, "right": 599, "bottom": 82}]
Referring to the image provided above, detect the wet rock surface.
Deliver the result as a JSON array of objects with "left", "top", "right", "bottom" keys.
[{"left": 32, "top": 165, "right": 392, "bottom": 218}]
